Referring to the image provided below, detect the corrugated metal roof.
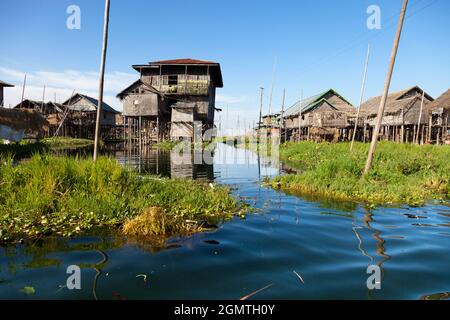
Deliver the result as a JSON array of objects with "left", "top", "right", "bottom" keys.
[
  {"left": 63, "top": 93, "right": 120, "bottom": 114},
  {"left": 149, "top": 58, "right": 219, "bottom": 65},
  {"left": 282, "top": 89, "right": 354, "bottom": 118},
  {"left": 283, "top": 90, "right": 329, "bottom": 118}
]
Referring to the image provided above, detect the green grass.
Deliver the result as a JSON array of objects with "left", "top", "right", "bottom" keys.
[
  {"left": 156, "top": 140, "right": 180, "bottom": 150},
  {"left": 0, "top": 137, "right": 94, "bottom": 159},
  {"left": 41, "top": 137, "right": 93, "bottom": 148},
  {"left": 0, "top": 154, "right": 245, "bottom": 243},
  {"left": 271, "top": 141, "right": 450, "bottom": 206}
]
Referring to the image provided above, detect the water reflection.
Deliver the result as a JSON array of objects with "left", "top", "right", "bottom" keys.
[
  {"left": 1, "top": 143, "right": 450, "bottom": 300},
  {"left": 114, "top": 144, "right": 214, "bottom": 180}
]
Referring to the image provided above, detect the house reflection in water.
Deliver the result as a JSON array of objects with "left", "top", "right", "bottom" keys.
[{"left": 115, "top": 145, "right": 214, "bottom": 181}]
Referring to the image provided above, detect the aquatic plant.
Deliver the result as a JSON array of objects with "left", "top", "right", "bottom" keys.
[
  {"left": 271, "top": 141, "right": 450, "bottom": 206},
  {"left": 0, "top": 137, "right": 94, "bottom": 159},
  {"left": 0, "top": 154, "right": 244, "bottom": 243}
]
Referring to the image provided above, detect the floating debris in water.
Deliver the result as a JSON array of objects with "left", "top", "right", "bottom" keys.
[
  {"left": 404, "top": 214, "right": 427, "bottom": 219},
  {"left": 203, "top": 240, "right": 220, "bottom": 245},
  {"left": 136, "top": 274, "right": 148, "bottom": 282},
  {"left": 420, "top": 292, "right": 450, "bottom": 300},
  {"left": 20, "top": 286, "right": 35, "bottom": 295},
  {"left": 165, "top": 244, "right": 182, "bottom": 250},
  {"left": 239, "top": 283, "right": 274, "bottom": 300},
  {"left": 293, "top": 270, "right": 305, "bottom": 284},
  {"left": 112, "top": 291, "right": 127, "bottom": 300}
]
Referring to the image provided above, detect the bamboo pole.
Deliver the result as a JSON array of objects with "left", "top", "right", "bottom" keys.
[
  {"left": 40, "top": 85, "right": 46, "bottom": 114},
  {"left": 364, "top": 0, "right": 408, "bottom": 175},
  {"left": 258, "top": 87, "right": 264, "bottom": 142},
  {"left": 93, "top": 0, "right": 111, "bottom": 161},
  {"left": 20, "top": 74, "right": 27, "bottom": 108},
  {"left": 268, "top": 56, "right": 277, "bottom": 116},
  {"left": 415, "top": 91, "right": 425, "bottom": 144},
  {"left": 281, "top": 88, "right": 286, "bottom": 143},
  {"left": 298, "top": 89, "right": 303, "bottom": 142},
  {"left": 428, "top": 114, "right": 432, "bottom": 143},
  {"left": 351, "top": 43, "right": 371, "bottom": 151}
]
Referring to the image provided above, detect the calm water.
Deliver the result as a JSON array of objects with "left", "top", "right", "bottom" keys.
[{"left": 1, "top": 143, "right": 449, "bottom": 300}]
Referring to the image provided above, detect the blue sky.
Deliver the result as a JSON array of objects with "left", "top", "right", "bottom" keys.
[{"left": 0, "top": 0, "right": 449, "bottom": 132}]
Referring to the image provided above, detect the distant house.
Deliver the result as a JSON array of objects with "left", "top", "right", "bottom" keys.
[
  {"left": 118, "top": 58, "right": 223, "bottom": 141},
  {"left": 360, "top": 86, "right": 434, "bottom": 143},
  {"left": 0, "top": 80, "right": 14, "bottom": 107},
  {"left": 59, "top": 93, "right": 120, "bottom": 139},
  {"left": 426, "top": 88, "right": 450, "bottom": 143},
  {"left": 281, "top": 89, "right": 354, "bottom": 142},
  {"left": 14, "top": 99, "right": 64, "bottom": 115},
  {"left": 259, "top": 113, "right": 281, "bottom": 138},
  {"left": 0, "top": 107, "right": 48, "bottom": 141}
]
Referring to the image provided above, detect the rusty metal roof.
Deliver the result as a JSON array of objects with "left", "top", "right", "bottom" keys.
[{"left": 149, "top": 58, "right": 219, "bottom": 65}]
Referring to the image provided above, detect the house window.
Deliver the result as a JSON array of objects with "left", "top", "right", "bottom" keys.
[{"left": 168, "top": 75, "right": 178, "bottom": 86}]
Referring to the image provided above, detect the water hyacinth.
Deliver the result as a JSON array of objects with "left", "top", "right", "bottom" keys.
[
  {"left": 0, "top": 154, "right": 245, "bottom": 243},
  {"left": 271, "top": 141, "right": 450, "bottom": 206}
]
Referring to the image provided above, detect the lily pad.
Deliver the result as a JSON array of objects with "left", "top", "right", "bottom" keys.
[{"left": 20, "top": 286, "right": 35, "bottom": 295}]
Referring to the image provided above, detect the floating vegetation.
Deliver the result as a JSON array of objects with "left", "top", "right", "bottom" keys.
[
  {"left": 0, "top": 137, "right": 93, "bottom": 159},
  {"left": 271, "top": 141, "right": 450, "bottom": 206},
  {"left": 0, "top": 154, "right": 246, "bottom": 243}
]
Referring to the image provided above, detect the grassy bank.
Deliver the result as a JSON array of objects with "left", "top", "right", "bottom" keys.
[
  {"left": 40, "top": 137, "right": 93, "bottom": 148},
  {"left": 0, "top": 137, "right": 94, "bottom": 159},
  {"left": 0, "top": 155, "right": 244, "bottom": 243},
  {"left": 271, "top": 141, "right": 450, "bottom": 206}
]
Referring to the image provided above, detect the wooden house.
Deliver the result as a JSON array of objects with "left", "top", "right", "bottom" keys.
[
  {"left": 13, "top": 100, "right": 65, "bottom": 136},
  {"left": 426, "top": 88, "right": 450, "bottom": 144},
  {"left": 118, "top": 58, "right": 223, "bottom": 142},
  {"left": 14, "top": 99, "right": 64, "bottom": 115},
  {"left": 60, "top": 93, "right": 120, "bottom": 139},
  {"left": 359, "top": 86, "right": 434, "bottom": 143},
  {"left": 259, "top": 113, "right": 281, "bottom": 138},
  {"left": 0, "top": 80, "right": 14, "bottom": 107},
  {"left": 0, "top": 107, "right": 48, "bottom": 141},
  {"left": 282, "top": 89, "right": 355, "bottom": 142}
]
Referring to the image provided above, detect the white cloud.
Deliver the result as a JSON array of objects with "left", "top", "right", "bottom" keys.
[{"left": 0, "top": 66, "right": 137, "bottom": 111}]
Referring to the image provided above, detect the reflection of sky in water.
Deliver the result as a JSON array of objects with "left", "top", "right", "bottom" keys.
[{"left": 0, "top": 143, "right": 449, "bottom": 300}]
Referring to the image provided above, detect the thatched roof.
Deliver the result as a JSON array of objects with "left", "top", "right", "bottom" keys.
[
  {"left": 13, "top": 100, "right": 65, "bottom": 115},
  {"left": 427, "top": 89, "right": 450, "bottom": 111},
  {"left": 360, "top": 86, "right": 433, "bottom": 116},
  {"left": 0, "top": 107, "right": 49, "bottom": 137}
]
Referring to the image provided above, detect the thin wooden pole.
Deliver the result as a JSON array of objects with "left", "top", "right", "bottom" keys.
[
  {"left": 268, "top": 56, "right": 277, "bottom": 116},
  {"left": 298, "top": 89, "right": 303, "bottom": 142},
  {"left": 281, "top": 88, "right": 286, "bottom": 143},
  {"left": 40, "top": 85, "right": 46, "bottom": 113},
  {"left": 415, "top": 91, "right": 425, "bottom": 144},
  {"left": 364, "top": 0, "right": 408, "bottom": 175},
  {"left": 93, "top": 0, "right": 111, "bottom": 161},
  {"left": 20, "top": 74, "right": 27, "bottom": 108},
  {"left": 351, "top": 43, "right": 371, "bottom": 151},
  {"left": 428, "top": 114, "right": 432, "bottom": 143},
  {"left": 258, "top": 87, "right": 264, "bottom": 142}
]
